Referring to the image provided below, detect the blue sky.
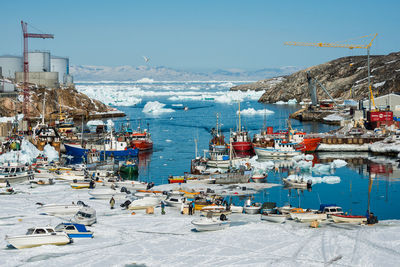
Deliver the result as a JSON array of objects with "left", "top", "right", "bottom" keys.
[{"left": 1, "top": 0, "right": 399, "bottom": 71}]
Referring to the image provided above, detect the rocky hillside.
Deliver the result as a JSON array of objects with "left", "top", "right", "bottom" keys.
[
  {"left": 231, "top": 52, "right": 400, "bottom": 103},
  {"left": 0, "top": 86, "right": 111, "bottom": 119}
]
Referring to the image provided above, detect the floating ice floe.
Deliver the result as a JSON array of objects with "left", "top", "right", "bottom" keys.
[
  {"left": 238, "top": 108, "right": 274, "bottom": 116},
  {"left": 331, "top": 159, "right": 348, "bottom": 168},
  {"left": 143, "top": 101, "right": 175, "bottom": 114},
  {"left": 136, "top": 77, "right": 155, "bottom": 83},
  {"left": 274, "top": 99, "right": 298, "bottom": 105},
  {"left": 287, "top": 174, "right": 341, "bottom": 184}
]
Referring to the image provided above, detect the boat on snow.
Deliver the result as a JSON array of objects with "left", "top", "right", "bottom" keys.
[
  {"left": 5, "top": 227, "right": 71, "bottom": 249},
  {"left": 73, "top": 207, "right": 97, "bottom": 226},
  {"left": 55, "top": 223, "right": 93, "bottom": 238},
  {"left": 192, "top": 214, "right": 230, "bottom": 231},
  {"left": 331, "top": 214, "right": 367, "bottom": 224}
]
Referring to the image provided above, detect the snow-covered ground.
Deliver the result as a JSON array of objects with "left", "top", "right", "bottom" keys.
[{"left": 1, "top": 182, "right": 399, "bottom": 266}]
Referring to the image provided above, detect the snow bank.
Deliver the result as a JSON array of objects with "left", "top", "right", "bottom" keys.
[
  {"left": 324, "top": 114, "right": 344, "bottom": 121},
  {"left": 237, "top": 108, "right": 274, "bottom": 116},
  {"left": 87, "top": 120, "right": 104, "bottom": 126},
  {"left": 43, "top": 144, "right": 59, "bottom": 162},
  {"left": 143, "top": 101, "right": 175, "bottom": 114}
]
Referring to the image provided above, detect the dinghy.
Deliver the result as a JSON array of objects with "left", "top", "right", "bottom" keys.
[
  {"left": 261, "top": 214, "right": 287, "bottom": 223},
  {"left": 331, "top": 214, "right": 367, "bottom": 224}
]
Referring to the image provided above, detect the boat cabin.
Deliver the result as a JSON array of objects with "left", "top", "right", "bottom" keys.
[
  {"left": 26, "top": 227, "right": 55, "bottom": 235},
  {"left": 319, "top": 204, "right": 343, "bottom": 215}
]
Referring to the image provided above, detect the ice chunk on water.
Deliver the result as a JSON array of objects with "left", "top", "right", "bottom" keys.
[
  {"left": 331, "top": 159, "right": 347, "bottom": 168},
  {"left": 43, "top": 144, "right": 59, "bottom": 162},
  {"left": 143, "top": 101, "right": 175, "bottom": 114},
  {"left": 237, "top": 108, "right": 274, "bottom": 116}
]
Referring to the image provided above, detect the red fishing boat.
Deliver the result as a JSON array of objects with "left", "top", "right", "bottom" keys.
[
  {"left": 130, "top": 131, "right": 153, "bottom": 151},
  {"left": 231, "top": 102, "right": 253, "bottom": 154}
]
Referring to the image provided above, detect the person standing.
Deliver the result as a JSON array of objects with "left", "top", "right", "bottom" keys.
[
  {"left": 110, "top": 197, "right": 115, "bottom": 209},
  {"left": 161, "top": 201, "right": 166, "bottom": 215},
  {"left": 188, "top": 201, "right": 193, "bottom": 215}
]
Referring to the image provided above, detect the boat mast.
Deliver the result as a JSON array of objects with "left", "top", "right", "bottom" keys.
[
  {"left": 41, "top": 91, "right": 46, "bottom": 125},
  {"left": 80, "top": 115, "right": 84, "bottom": 147},
  {"left": 238, "top": 101, "right": 241, "bottom": 133}
]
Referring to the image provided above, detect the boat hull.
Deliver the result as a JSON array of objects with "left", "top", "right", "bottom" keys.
[
  {"left": 38, "top": 204, "right": 81, "bottom": 216},
  {"left": 232, "top": 141, "right": 253, "bottom": 152},
  {"left": 331, "top": 214, "right": 367, "bottom": 224},
  {"left": 191, "top": 219, "right": 230, "bottom": 231},
  {"left": 65, "top": 144, "right": 138, "bottom": 158},
  {"left": 6, "top": 234, "right": 71, "bottom": 249},
  {"left": 301, "top": 138, "right": 321, "bottom": 152},
  {"left": 244, "top": 206, "right": 261, "bottom": 214},
  {"left": 261, "top": 214, "right": 287, "bottom": 223},
  {"left": 131, "top": 140, "right": 153, "bottom": 151},
  {"left": 254, "top": 146, "right": 301, "bottom": 158}
]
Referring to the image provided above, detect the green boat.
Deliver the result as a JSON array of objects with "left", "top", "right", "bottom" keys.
[{"left": 119, "top": 159, "right": 139, "bottom": 175}]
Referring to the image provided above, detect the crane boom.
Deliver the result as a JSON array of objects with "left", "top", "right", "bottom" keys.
[
  {"left": 21, "top": 20, "right": 54, "bottom": 120},
  {"left": 284, "top": 33, "right": 378, "bottom": 110}
]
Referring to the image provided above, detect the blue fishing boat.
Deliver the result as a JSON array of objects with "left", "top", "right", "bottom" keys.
[{"left": 55, "top": 223, "right": 93, "bottom": 238}]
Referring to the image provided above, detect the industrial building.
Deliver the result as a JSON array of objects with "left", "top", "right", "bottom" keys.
[
  {"left": 362, "top": 93, "right": 400, "bottom": 117},
  {"left": 0, "top": 51, "right": 73, "bottom": 89}
]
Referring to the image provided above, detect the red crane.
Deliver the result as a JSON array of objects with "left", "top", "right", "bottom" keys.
[{"left": 21, "top": 21, "right": 54, "bottom": 120}]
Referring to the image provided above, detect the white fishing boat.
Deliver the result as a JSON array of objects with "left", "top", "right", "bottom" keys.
[
  {"left": 38, "top": 203, "right": 84, "bottom": 216},
  {"left": 5, "top": 227, "right": 71, "bottom": 249},
  {"left": 0, "top": 163, "right": 34, "bottom": 184},
  {"left": 128, "top": 197, "right": 160, "bottom": 210},
  {"left": 261, "top": 214, "right": 287, "bottom": 223},
  {"left": 192, "top": 214, "right": 230, "bottom": 231},
  {"left": 88, "top": 188, "right": 128, "bottom": 199},
  {"left": 331, "top": 214, "right": 367, "bottom": 224},
  {"left": 73, "top": 207, "right": 97, "bottom": 226},
  {"left": 253, "top": 138, "right": 302, "bottom": 158}
]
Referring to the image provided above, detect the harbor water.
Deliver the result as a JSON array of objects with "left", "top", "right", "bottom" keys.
[{"left": 77, "top": 81, "right": 400, "bottom": 220}]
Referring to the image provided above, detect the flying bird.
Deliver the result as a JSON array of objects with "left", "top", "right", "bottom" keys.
[{"left": 143, "top": 56, "right": 150, "bottom": 63}]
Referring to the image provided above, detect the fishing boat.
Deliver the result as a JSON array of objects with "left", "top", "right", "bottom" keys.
[
  {"left": 73, "top": 207, "right": 97, "bottom": 226},
  {"left": 119, "top": 158, "right": 139, "bottom": 175},
  {"left": 5, "top": 227, "right": 71, "bottom": 249},
  {"left": 37, "top": 203, "right": 84, "bottom": 216},
  {"left": 168, "top": 175, "right": 185, "bottom": 184},
  {"left": 55, "top": 223, "right": 93, "bottom": 238},
  {"left": 231, "top": 102, "right": 253, "bottom": 153},
  {"left": 253, "top": 139, "right": 302, "bottom": 158},
  {"left": 192, "top": 214, "right": 230, "bottom": 231},
  {"left": 64, "top": 131, "right": 139, "bottom": 159},
  {"left": 261, "top": 213, "right": 287, "bottom": 223},
  {"left": 209, "top": 114, "right": 228, "bottom": 153},
  {"left": 128, "top": 131, "right": 153, "bottom": 151},
  {"left": 0, "top": 163, "right": 34, "bottom": 184},
  {"left": 331, "top": 214, "right": 367, "bottom": 224}
]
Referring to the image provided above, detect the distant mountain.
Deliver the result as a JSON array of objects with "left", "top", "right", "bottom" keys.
[{"left": 70, "top": 65, "right": 300, "bottom": 81}]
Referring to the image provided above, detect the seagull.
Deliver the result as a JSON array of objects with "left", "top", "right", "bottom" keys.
[{"left": 142, "top": 56, "right": 150, "bottom": 63}]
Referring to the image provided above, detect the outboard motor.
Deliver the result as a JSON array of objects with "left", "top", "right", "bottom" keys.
[
  {"left": 367, "top": 212, "right": 379, "bottom": 225},
  {"left": 77, "top": 200, "right": 87, "bottom": 206},
  {"left": 73, "top": 179, "right": 78, "bottom": 184},
  {"left": 120, "top": 187, "right": 127, "bottom": 193},
  {"left": 162, "top": 191, "right": 168, "bottom": 195},
  {"left": 307, "top": 180, "right": 312, "bottom": 189},
  {"left": 220, "top": 214, "right": 227, "bottom": 221}
]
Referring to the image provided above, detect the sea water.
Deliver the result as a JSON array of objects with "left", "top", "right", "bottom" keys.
[{"left": 76, "top": 81, "right": 400, "bottom": 220}]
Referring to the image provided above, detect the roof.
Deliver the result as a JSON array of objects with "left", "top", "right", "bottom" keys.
[{"left": 59, "top": 223, "right": 88, "bottom": 232}]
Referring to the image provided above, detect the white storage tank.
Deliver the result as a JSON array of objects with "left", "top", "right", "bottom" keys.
[
  {"left": 28, "top": 51, "right": 51, "bottom": 72},
  {"left": 51, "top": 56, "right": 69, "bottom": 84},
  {"left": 0, "top": 55, "right": 23, "bottom": 79}
]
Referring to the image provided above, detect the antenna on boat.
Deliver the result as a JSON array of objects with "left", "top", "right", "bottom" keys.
[{"left": 41, "top": 91, "right": 46, "bottom": 125}]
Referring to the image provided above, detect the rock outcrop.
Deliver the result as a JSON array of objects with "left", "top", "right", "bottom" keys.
[
  {"left": 0, "top": 86, "right": 113, "bottom": 120},
  {"left": 231, "top": 52, "right": 400, "bottom": 103}
]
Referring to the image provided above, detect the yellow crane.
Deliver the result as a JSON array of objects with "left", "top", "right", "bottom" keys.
[{"left": 284, "top": 33, "right": 378, "bottom": 110}]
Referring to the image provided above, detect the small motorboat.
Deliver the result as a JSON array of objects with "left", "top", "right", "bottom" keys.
[
  {"left": 73, "top": 207, "right": 97, "bottom": 226},
  {"left": 192, "top": 214, "right": 230, "bottom": 231},
  {"left": 200, "top": 205, "right": 231, "bottom": 217},
  {"left": 243, "top": 197, "right": 261, "bottom": 214},
  {"left": 5, "top": 227, "right": 71, "bottom": 249},
  {"left": 165, "top": 196, "right": 186, "bottom": 208},
  {"left": 70, "top": 180, "right": 95, "bottom": 189},
  {"left": 251, "top": 171, "right": 267, "bottom": 183},
  {"left": 331, "top": 214, "right": 367, "bottom": 224},
  {"left": 230, "top": 205, "right": 244, "bottom": 213},
  {"left": 38, "top": 203, "right": 84, "bottom": 216},
  {"left": 319, "top": 204, "right": 344, "bottom": 216},
  {"left": 55, "top": 223, "right": 93, "bottom": 238},
  {"left": 261, "top": 213, "right": 287, "bottom": 223},
  {"left": 88, "top": 188, "right": 129, "bottom": 199}
]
